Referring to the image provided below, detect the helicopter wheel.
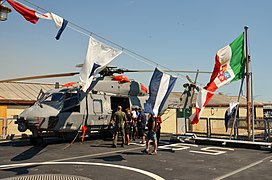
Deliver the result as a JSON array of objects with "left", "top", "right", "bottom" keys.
[
  {"left": 61, "top": 132, "right": 80, "bottom": 142},
  {"left": 30, "top": 136, "right": 44, "bottom": 145},
  {"left": 101, "top": 127, "right": 114, "bottom": 140}
]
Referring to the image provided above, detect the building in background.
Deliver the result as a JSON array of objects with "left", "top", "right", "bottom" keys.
[{"left": 0, "top": 82, "right": 55, "bottom": 138}]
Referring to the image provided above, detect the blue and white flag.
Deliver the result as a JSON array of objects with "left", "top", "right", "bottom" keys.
[
  {"left": 50, "top": 13, "right": 68, "bottom": 40},
  {"left": 80, "top": 37, "right": 122, "bottom": 92},
  {"left": 224, "top": 102, "right": 239, "bottom": 132},
  {"left": 144, "top": 68, "right": 177, "bottom": 116}
]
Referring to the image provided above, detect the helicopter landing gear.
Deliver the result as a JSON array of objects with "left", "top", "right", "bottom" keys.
[
  {"left": 101, "top": 125, "right": 114, "bottom": 140},
  {"left": 30, "top": 136, "right": 44, "bottom": 145},
  {"left": 30, "top": 130, "right": 44, "bottom": 145}
]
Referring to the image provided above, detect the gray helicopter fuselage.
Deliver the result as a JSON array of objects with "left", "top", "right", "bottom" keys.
[{"left": 16, "top": 76, "right": 148, "bottom": 138}]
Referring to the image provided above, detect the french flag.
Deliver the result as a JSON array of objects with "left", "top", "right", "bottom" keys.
[{"left": 144, "top": 68, "right": 177, "bottom": 117}]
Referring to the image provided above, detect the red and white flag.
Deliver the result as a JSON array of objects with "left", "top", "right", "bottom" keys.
[
  {"left": 7, "top": 0, "right": 39, "bottom": 23},
  {"left": 190, "top": 88, "right": 214, "bottom": 124},
  {"left": 190, "top": 33, "right": 245, "bottom": 124}
]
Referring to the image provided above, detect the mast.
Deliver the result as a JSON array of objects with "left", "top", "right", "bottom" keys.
[{"left": 244, "top": 26, "right": 251, "bottom": 140}]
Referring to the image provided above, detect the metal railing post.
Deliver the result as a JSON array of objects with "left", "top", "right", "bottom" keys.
[
  {"left": 206, "top": 118, "right": 211, "bottom": 138},
  {"left": 266, "top": 119, "right": 270, "bottom": 142},
  {"left": 5, "top": 117, "right": 9, "bottom": 139},
  {"left": 264, "top": 118, "right": 268, "bottom": 140},
  {"left": 234, "top": 119, "right": 238, "bottom": 139},
  {"left": 0, "top": 118, "right": 4, "bottom": 139}
]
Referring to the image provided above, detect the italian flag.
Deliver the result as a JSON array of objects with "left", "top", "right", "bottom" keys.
[
  {"left": 205, "top": 33, "right": 245, "bottom": 92},
  {"left": 190, "top": 33, "right": 245, "bottom": 124}
]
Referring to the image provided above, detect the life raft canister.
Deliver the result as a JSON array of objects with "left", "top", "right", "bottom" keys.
[
  {"left": 62, "top": 82, "right": 76, "bottom": 87},
  {"left": 112, "top": 75, "right": 131, "bottom": 83},
  {"left": 141, "top": 83, "right": 148, "bottom": 93}
]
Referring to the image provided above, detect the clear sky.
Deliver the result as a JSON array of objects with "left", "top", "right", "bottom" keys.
[{"left": 1, "top": 0, "right": 271, "bottom": 101}]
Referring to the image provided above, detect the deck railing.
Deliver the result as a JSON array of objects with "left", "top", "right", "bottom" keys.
[{"left": 185, "top": 117, "right": 272, "bottom": 141}]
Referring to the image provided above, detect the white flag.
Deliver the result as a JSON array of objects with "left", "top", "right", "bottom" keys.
[{"left": 80, "top": 37, "right": 122, "bottom": 92}]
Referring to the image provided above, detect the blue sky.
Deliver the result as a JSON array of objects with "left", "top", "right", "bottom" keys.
[{"left": 1, "top": 0, "right": 271, "bottom": 101}]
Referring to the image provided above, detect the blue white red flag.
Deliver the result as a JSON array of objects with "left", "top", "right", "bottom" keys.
[
  {"left": 144, "top": 68, "right": 177, "bottom": 116},
  {"left": 79, "top": 37, "right": 122, "bottom": 92}
]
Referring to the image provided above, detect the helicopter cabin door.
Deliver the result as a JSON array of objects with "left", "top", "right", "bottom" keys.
[{"left": 110, "top": 97, "right": 130, "bottom": 114}]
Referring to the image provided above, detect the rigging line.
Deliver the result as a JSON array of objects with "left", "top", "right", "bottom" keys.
[
  {"left": 124, "top": 51, "right": 191, "bottom": 82},
  {"left": 124, "top": 51, "right": 155, "bottom": 68},
  {"left": 125, "top": 47, "right": 208, "bottom": 87},
  {"left": 1, "top": 0, "right": 7, "bottom": 5},
  {"left": 22, "top": 0, "right": 47, "bottom": 12},
  {"left": 20, "top": 0, "right": 186, "bottom": 78},
  {"left": 68, "top": 20, "right": 175, "bottom": 74},
  {"left": 67, "top": 24, "right": 90, "bottom": 37},
  {"left": 68, "top": 23, "right": 166, "bottom": 73},
  {"left": 247, "top": 34, "right": 254, "bottom": 74}
]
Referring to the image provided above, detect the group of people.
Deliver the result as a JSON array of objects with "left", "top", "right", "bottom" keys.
[{"left": 111, "top": 106, "right": 162, "bottom": 155}]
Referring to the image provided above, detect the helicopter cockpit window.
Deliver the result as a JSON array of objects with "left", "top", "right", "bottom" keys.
[
  {"left": 39, "top": 92, "right": 64, "bottom": 110},
  {"left": 63, "top": 92, "right": 80, "bottom": 112},
  {"left": 93, "top": 99, "right": 103, "bottom": 114}
]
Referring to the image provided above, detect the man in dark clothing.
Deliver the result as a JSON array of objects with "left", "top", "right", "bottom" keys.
[
  {"left": 141, "top": 113, "right": 157, "bottom": 155},
  {"left": 112, "top": 106, "right": 127, "bottom": 148},
  {"left": 138, "top": 108, "right": 147, "bottom": 144},
  {"left": 125, "top": 108, "right": 132, "bottom": 145},
  {"left": 156, "top": 115, "right": 162, "bottom": 143}
]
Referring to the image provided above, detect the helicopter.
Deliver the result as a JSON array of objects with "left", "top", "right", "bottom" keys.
[{"left": 2, "top": 66, "right": 151, "bottom": 144}]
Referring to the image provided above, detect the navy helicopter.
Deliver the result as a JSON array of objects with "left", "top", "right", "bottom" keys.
[{"left": 3, "top": 66, "right": 149, "bottom": 144}]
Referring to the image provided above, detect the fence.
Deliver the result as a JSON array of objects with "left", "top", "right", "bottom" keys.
[
  {"left": 0, "top": 117, "right": 30, "bottom": 140},
  {"left": 185, "top": 117, "right": 272, "bottom": 142}
]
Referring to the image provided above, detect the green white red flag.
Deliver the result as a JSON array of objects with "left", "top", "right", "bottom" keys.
[
  {"left": 190, "top": 33, "right": 245, "bottom": 124},
  {"left": 205, "top": 33, "right": 245, "bottom": 92}
]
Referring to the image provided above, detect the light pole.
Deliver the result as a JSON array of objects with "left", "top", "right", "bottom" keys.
[{"left": 0, "top": 0, "right": 11, "bottom": 21}]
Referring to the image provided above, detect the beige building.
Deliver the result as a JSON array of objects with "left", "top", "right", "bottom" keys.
[{"left": 0, "top": 82, "right": 55, "bottom": 138}]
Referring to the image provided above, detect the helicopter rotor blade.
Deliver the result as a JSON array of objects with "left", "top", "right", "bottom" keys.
[
  {"left": 0, "top": 72, "right": 79, "bottom": 83},
  {"left": 120, "top": 69, "right": 212, "bottom": 74},
  {"left": 0, "top": 66, "right": 211, "bottom": 83},
  {"left": 76, "top": 64, "right": 212, "bottom": 74}
]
